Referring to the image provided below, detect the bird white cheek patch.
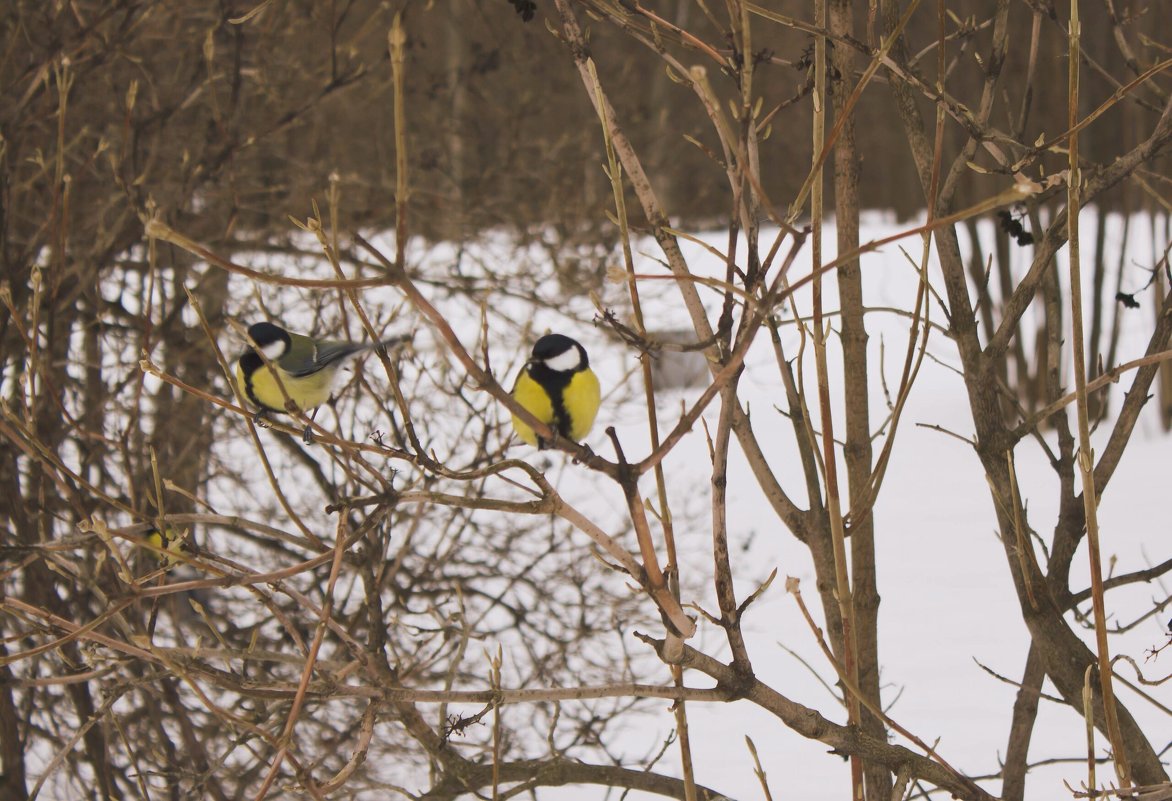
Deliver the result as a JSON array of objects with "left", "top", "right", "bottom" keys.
[
  {"left": 544, "top": 348, "right": 582, "bottom": 372},
  {"left": 259, "top": 340, "right": 287, "bottom": 361}
]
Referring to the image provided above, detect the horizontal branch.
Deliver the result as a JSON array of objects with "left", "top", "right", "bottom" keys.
[
  {"left": 1066, "top": 557, "right": 1172, "bottom": 608},
  {"left": 423, "top": 755, "right": 731, "bottom": 801},
  {"left": 379, "top": 683, "right": 729, "bottom": 705},
  {"left": 144, "top": 218, "right": 392, "bottom": 289}
]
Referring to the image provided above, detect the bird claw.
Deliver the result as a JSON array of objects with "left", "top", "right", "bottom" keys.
[
  {"left": 254, "top": 410, "right": 273, "bottom": 429},
  {"left": 302, "top": 424, "right": 315, "bottom": 445}
]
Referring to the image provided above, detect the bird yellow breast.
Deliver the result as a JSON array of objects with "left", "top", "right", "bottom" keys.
[
  {"left": 511, "top": 370, "right": 555, "bottom": 447},
  {"left": 236, "top": 361, "right": 334, "bottom": 413},
  {"left": 510, "top": 367, "right": 600, "bottom": 446},
  {"left": 563, "top": 368, "right": 601, "bottom": 441}
]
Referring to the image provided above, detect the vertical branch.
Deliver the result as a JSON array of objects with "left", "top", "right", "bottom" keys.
[
  {"left": 827, "top": 0, "right": 887, "bottom": 792},
  {"left": 1000, "top": 646, "right": 1044, "bottom": 801},
  {"left": 1065, "top": 1, "right": 1131, "bottom": 787},
  {"left": 445, "top": 0, "right": 467, "bottom": 242},
  {"left": 1013, "top": 9, "right": 1043, "bottom": 138},
  {"left": 389, "top": 12, "right": 409, "bottom": 269},
  {"left": 1083, "top": 666, "right": 1098, "bottom": 796},
  {"left": 588, "top": 59, "right": 697, "bottom": 801},
  {"left": 1086, "top": 211, "right": 1110, "bottom": 421},
  {"left": 732, "top": 0, "right": 761, "bottom": 245},
  {"left": 491, "top": 645, "right": 503, "bottom": 801},
  {"left": 711, "top": 381, "right": 752, "bottom": 673},
  {"left": 811, "top": 2, "right": 863, "bottom": 798},
  {"left": 51, "top": 59, "right": 73, "bottom": 342},
  {"left": 0, "top": 640, "right": 26, "bottom": 801}
]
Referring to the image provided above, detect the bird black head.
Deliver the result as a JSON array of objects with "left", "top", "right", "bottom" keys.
[
  {"left": 247, "top": 322, "right": 291, "bottom": 360},
  {"left": 531, "top": 334, "right": 587, "bottom": 373}
]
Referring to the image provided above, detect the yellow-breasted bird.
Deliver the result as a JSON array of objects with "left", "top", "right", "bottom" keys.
[
  {"left": 511, "top": 333, "right": 600, "bottom": 449},
  {"left": 145, "top": 526, "right": 189, "bottom": 567},
  {"left": 235, "top": 322, "right": 404, "bottom": 442}
]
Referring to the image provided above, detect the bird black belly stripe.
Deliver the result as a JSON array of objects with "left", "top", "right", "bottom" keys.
[
  {"left": 551, "top": 393, "right": 571, "bottom": 438},
  {"left": 529, "top": 363, "right": 573, "bottom": 439}
]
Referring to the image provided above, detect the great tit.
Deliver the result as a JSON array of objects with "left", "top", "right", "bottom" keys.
[
  {"left": 235, "top": 322, "right": 403, "bottom": 442},
  {"left": 511, "top": 333, "right": 600, "bottom": 448},
  {"left": 144, "top": 526, "right": 189, "bottom": 567}
]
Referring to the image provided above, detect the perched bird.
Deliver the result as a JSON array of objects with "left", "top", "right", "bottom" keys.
[
  {"left": 235, "top": 322, "right": 404, "bottom": 442},
  {"left": 144, "top": 526, "right": 189, "bottom": 567},
  {"left": 511, "top": 333, "right": 600, "bottom": 449}
]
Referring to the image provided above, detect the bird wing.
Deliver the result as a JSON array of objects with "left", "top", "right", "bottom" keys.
[
  {"left": 278, "top": 341, "right": 368, "bottom": 376},
  {"left": 279, "top": 335, "right": 409, "bottom": 377}
]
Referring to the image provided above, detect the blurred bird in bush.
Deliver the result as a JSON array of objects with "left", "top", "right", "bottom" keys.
[
  {"left": 511, "top": 333, "right": 600, "bottom": 449},
  {"left": 145, "top": 526, "right": 189, "bottom": 567},
  {"left": 235, "top": 321, "right": 406, "bottom": 443}
]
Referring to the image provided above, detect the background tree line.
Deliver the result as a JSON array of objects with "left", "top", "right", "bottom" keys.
[{"left": 2, "top": 0, "right": 1164, "bottom": 249}]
